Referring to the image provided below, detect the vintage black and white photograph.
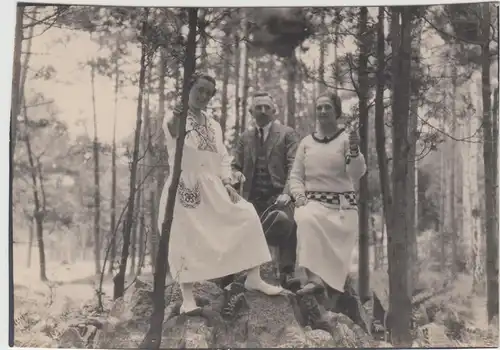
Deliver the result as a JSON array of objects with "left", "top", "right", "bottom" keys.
[{"left": 8, "top": 2, "right": 499, "bottom": 348}]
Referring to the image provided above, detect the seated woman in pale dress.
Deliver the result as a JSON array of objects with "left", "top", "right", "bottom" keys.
[
  {"left": 289, "top": 91, "right": 366, "bottom": 302},
  {"left": 158, "top": 74, "right": 284, "bottom": 315}
]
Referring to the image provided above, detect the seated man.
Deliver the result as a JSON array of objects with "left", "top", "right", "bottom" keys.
[{"left": 224, "top": 91, "right": 300, "bottom": 289}]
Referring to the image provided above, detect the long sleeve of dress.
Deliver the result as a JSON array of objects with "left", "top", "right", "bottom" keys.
[
  {"left": 346, "top": 143, "right": 367, "bottom": 181},
  {"left": 289, "top": 138, "right": 307, "bottom": 199}
]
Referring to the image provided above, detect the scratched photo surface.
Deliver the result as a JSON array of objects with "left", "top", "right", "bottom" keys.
[{"left": 10, "top": 3, "right": 499, "bottom": 349}]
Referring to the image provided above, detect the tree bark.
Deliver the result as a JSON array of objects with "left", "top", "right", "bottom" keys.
[
  {"left": 140, "top": 8, "right": 198, "bottom": 349},
  {"left": 240, "top": 16, "right": 250, "bottom": 134},
  {"left": 285, "top": 52, "right": 297, "bottom": 129},
  {"left": 375, "top": 6, "right": 392, "bottom": 238},
  {"left": 23, "top": 100, "right": 47, "bottom": 281},
  {"left": 90, "top": 63, "right": 101, "bottom": 275},
  {"left": 108, "top": 39, "right": 120, "bottom": 276},
  {"left": 481, "top": 2, "right": 498, "bottom": 322},
  {"left": 113, "top": 9, "right": 149, "bottom": 300},
  {"left": 10, "top": 5, "right": 24, "bottom": 157},
  {"left": 387, "top": 7, "right": 412, "bottom": 346},
  {"left": 318, "top": 9, "right": 326, "bottom": 93},
  {"left": 357, "top": 6, "right": 370, "bottom": 303},
  {"left": 233, "top": 28, "right": 241, "bottom": 139},
  {"left": 220, "top": 23, "right": 231, "bottom": 140}
]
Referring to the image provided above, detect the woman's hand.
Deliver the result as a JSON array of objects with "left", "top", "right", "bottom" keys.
[
  {"left": 225, "top": 184, "right": 241, "bottom": 204},
  {"left": 294, "top": 194, "right": 308, "bottom": 208},
  {"left": 167, "top": 103, "right": 183, "bottom": 137},
  {"left": 348, "top": 130, "right": 360, "bottom": 152}
]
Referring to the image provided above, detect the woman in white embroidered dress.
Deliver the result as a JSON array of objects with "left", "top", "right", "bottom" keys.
[
  {"left": 158, "top": 74, "right": 283, "bottom": 315},
  {"left": 289, "top": 91, "right": 367, "bottom": 302}
]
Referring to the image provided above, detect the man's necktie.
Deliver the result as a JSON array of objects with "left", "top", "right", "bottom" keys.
[{"left": 258, "top": 127, "right": 264, "bottom": 146}]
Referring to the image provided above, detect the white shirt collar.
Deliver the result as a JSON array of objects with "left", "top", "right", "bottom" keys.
[{"left": 257, "top": 120, "right": 274, "bottom": 140}]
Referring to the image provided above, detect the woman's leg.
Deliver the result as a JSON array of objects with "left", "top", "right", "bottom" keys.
[
  {"left": 180, "top": 282, "right": 199, "bottom": 313},
  {"left": 244, "top": 266, "right": 284, "bottom": 295}
]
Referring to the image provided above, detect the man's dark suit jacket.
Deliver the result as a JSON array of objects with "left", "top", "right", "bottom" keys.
[{"left": 231, "top": 121, "right": 299, "bottom": 200}]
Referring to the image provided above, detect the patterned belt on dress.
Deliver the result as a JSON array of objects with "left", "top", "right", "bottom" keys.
[{"left": 305, "top": 191, "right": 357, "bottom": 206}]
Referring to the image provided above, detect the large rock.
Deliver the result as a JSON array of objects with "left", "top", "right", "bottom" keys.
[{"left": 57, "top": 275, "right": 373, "bottom": 348}]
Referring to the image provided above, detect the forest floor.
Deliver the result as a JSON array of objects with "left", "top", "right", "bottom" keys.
[{"left": 12, "top": 244, "right": 497, "bottom": 348}]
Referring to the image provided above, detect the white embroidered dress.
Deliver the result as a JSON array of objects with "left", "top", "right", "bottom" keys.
[{"left": 158, "top": 111, "right": 272, "bottom": 283}]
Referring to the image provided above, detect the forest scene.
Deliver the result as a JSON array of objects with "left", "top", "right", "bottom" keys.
[{"left": 10, "top": 4, "right": 499, "bottom": 349}]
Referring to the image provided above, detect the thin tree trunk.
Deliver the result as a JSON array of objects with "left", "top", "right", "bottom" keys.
[
  {"left": 333, "top": 9, "right": 341, "bottom": 93},
  {"left": 108, "top": 40, "right": 120, "bottom": 276},
  {"left": 233, "top": 30, "right": 241, "bottom": 139},
  {"left": 357, "top": 6, "right": 370, "bottom": 303},
  {"left": 90, "top": 63, "right": 101, "bottom": 275},
  {"left": 375, "top": 6, "right": 392, "bottom": 238},
  {"left": 407, "top": 21, "right": 423, "bottom": 293},
  {"left": 23, "top": 100, "right": 47, "bottom": 281},
  {"left": 240, "top": 16, "right": 249, "bottom": 134},
  {"left": 481, "top": 2, "right": 498, "bottom": 322},
  {"left": 113, "top": 9, "right": 149, "bottom": 300},
  {"left": 151, "top": 47, "right": 168, "bottom": 273},
  {"left": 220, "top": 23, "right": 231, "bottom": 140},
  {"left": 27, "top": 216, "right": 34, "bottom": 267},
  {"left": 10, "top": 5, "right": 24, "bottom": 157},
  {"left": 140, "top": 9, "right": 198, "bottom": 349},
  {"left": 285, "top": 51, "right": 297, "bottom": 129},
  {"left": 318, "top": 9, "right": 326, "bottom": 93}
]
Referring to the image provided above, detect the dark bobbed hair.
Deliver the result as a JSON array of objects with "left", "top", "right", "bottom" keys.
[
  {"left": 316, "top": 91, "right": 342, "bottom": 118},
  {"left": 188, "top": 73, "right": 217, "bottom": 97}
]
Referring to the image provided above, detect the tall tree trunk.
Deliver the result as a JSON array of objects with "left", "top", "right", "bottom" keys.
[
  {"left": 481, "top": 2, "right": 498, "bottom": 322},
  {"left": 285, "top": 51, "right": 297, "bottom": 129},
  {"left": 108, "top": 40, "right": 120, "bottom": 276},
  {"left": 333, "top": 9, "right": 341, "bottom": 92},
  {"left": 387, "top": 7, "right": 412, "bottom": 346},
  {"left": 23, "top": 100, "right": 47, "bottom": 281},
  {"left": 151, "top": 47, "right": 168, "bottom": 273},
  {"left": 240, "top": 16, "right": 250, "bottom": 134},
  {"left": 407, "top": 21, "right": 423, "bottom": 294},
  {"left": 357, "top": 6, "right": 370, "bottom": 303},
  {"left": 90, "top": 63, "right": 101, "bottom": 275},
  {"left": 375, "top": 6, "right": 392, "bottom": 240},
  {"left": 450, "top": 60, "right": 459, "bottom": 278},
  {"left": 220, "top": 23, "right": 231, "bottom": 140},
  {"left": 10, "top": 5, "right": 24, "bottom": 157},
  {"left": 113, "top": 9, "right": 149, "bottom": 300},
  {"left": 234, "top": 30, "right": 241, "bottom": 138},
  {"left": 318, "top": 9, "right": 326, "bottom": 93},
  {"left": 27, "top": 217, "right": 34, "bottom": 267},
  {"left": 198, "top": 9, "right": 208, "bottom": 71},
  {"left": 140, "top": 9, "right": 198, "bottom": 349}
]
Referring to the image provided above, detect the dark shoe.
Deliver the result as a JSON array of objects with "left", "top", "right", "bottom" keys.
[
  {"left": 297, "top": 281, "right": 325, "bottom": 296},
  {"left": 281, "top": 272, "right": 301, "bottom": 292}
]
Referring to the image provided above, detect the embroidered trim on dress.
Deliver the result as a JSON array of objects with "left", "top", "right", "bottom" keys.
[
  {"left": 305, "top": 191, "right": 357, "bottom": 206},
  {"left": 187, "top": 115, "right": 218, "bottom": 153},
  {"left": 178, "top": 178, "right": 201, "bottom": 209}
]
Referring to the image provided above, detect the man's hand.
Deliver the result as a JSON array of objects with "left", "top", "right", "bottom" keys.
[
  {"left": 231, "top": 170, "right": 246, "bottom": 185},
  {"left": 225, "top": 184, "right": 241, "bottom": 204},
  {"left": 275, "top": 194, "right": 292, "bottom": 206},
  {"left": 294, "top": 195, "right": 308, "bottom": 208}
]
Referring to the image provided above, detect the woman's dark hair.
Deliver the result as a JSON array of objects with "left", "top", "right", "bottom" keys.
[
  {"left": 189, "top": 73, "right": 217, "bottom": 96},
  {"left": 316, "top": 91, "right": 342, "bottom": 118}
]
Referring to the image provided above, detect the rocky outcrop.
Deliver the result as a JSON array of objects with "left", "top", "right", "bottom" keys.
[{"left": 57, "top": 264, "right": 373, "bottom": 348}]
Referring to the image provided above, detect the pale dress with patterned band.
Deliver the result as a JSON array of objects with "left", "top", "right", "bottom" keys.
[
  {"left": 289, "top": 129, "right": 367, "bottom": 292},
  {"left": 158, "top": 111, "right": 272, "bottom": 284}
]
